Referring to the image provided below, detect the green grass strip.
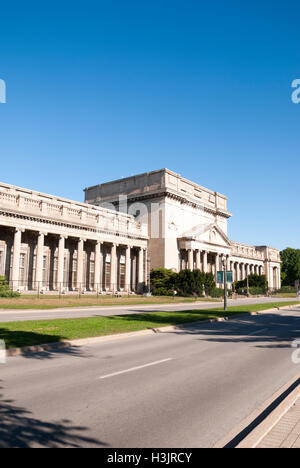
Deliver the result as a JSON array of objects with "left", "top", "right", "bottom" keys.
[{"left": 0, "top": 301, "right": 298, "bottom": 349}]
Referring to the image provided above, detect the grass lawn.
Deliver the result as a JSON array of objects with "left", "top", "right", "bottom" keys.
[
  {"left": 271, "top": 293, "right": 298, "bottom": 298},
  {"left": 0, "top": 301, "right": 298, "bottom": 349},
  {"left": 0, "top": 295, "right": 220, "bottom": 310}
]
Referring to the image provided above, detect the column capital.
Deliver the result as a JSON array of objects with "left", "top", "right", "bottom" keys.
[
  {"left": 15, "top": 228, "right": 25, "bottom": 233},
  {"left": 38, "top": 231, "right": 48, "bottom": 237}
]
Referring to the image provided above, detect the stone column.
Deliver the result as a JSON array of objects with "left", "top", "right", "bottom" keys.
[
  {"left": 57, "top": 235, "right": 65, "bottom": 288},
  {"left": 77, "top": 238, "right": 84, "bottom": 290},
  {"left": 241, "top": 263, "right": 245, "bottom": 280},
  {"left": 36, "top": 232, "right": 45, "bottom": 289},
  {"left": 94, "top": 241, "right": 102, "bottom": 292},
  {"left": 277, "top": 267, "right": 281, "bottom": 290},
  {"left": 110, "top": 243, "right": 117, "bottom": 292},
  {"left": 188, "top": 249, "right": 193, "bottom": 271},
  {"left": 138, "top": 247, "right": 144, "bottom": 293},
  {"left": 12, "top": 228, "right": 22, "bottom": 289},
  {"left": 196, "top": 250, "right": 201, "bottom": 270},
  {"left": 125, "top": 245, "right": 131, "bottom": 292},
  {"left": 203, "top": 251, "right": 208, "bottom": 273}
]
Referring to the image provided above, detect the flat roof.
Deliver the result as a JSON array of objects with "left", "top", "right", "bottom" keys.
[{"left": 84, "top": 168, "right": 227, "bottom": 200}]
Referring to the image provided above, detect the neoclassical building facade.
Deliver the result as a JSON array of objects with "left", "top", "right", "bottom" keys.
[
  {"left": 0, "top": 168, "right": 281, "bottom": 293},
  {"left": 0, "top": 182, "right": 148, "bottom": 293},
  {"left": 85, "top": 169, "right": 281, "bottom": 290}
]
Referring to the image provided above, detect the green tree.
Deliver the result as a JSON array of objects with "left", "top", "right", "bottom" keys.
[
  {"left": 280, "top": 248, "right": 300, "bottom": 286},
  {"left": 150, "top": 268, "right": 176, "bottom": 295}
]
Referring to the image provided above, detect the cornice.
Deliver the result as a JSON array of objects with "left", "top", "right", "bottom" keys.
[
  {"left": 0, "top": 209, "right": 148, "bottom": 243},
  {"left": 110, "top": 191, "right": 232, "bottom": 219}
]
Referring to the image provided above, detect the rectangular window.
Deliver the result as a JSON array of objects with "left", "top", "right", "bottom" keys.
[
  {"left": 0, "top": 251, "right": 3, "bottom": 275},
  {"left": 120, "top": 263, "right": 125, "bottom": 290},
  {"left": 90, "top": 260, "right": 95, "bottom": 288},
  {"left": 19, "top": 253, "right": 26, "bottom": 286},
  {"left": 72, "top": 259, "right": 77, "bottom": 288},
  {"left": 42, "top": 255, "right": 47, "bottom": 286},
  {"left": 105, "top": 262, "right": 111, "bottom": 290}
]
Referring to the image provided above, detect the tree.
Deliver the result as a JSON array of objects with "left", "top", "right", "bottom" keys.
[
  {"left": 150, "top": 268, "right": 177, "bottom": 295},
  {"left": 280, "top": 248, "right": 300, "bottom": 287}
]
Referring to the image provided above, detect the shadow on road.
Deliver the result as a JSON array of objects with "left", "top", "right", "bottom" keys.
[
  {"left": 0, "top": 328, "right": 93, "bottom": 360},
  {"left": 109, "top": 308, "right": 300, "bottom": 349},
  {"left": 168, "top": 309, "right": 300, "bottom": 349},
  {"left": 0, "top": 382, "right": 106, "bottom": 448}
]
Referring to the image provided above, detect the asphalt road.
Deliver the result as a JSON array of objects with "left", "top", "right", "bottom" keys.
[
  {"left": 0, "top": 296, "right": 297, "bottom": 322},
  {"left": 1, "top": 305, "right": 300, "bottom": 448}
]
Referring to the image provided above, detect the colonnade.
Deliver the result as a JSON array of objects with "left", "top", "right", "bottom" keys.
[{"left": 7, "top": 228, "right": 147, "bottom": 293}]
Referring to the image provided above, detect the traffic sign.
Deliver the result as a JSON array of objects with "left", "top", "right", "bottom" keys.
[
  {"left": 226, "top": 271, "right": 233, "bottom": 283},
  {"left": 217, "top": 271, "right": 224, "bottom": 283}
]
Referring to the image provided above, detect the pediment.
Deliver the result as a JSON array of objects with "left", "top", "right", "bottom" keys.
[{"left": 180, "top": 223, "right": 232, "bottom": 248}]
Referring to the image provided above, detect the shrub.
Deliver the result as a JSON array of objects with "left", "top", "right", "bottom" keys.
[
  {"left": 150, "top": 268, "right": 177, "bottom": 292},
  {"left": 210, "top": 287, "right": 225, "bottom": 298},
  {"left": 0, "top": 276, "right": 20, "bottom": 298},
  {"left": 234, "top": 274, "right": 268, "bottom": 293},
  {"left": 151, "top": 268, "right": 216, "bottom": 297},
  {"left": 153, "top": 287, "right": 174, "bottom": 297},
  {"left": 275, "top": 286, "right": 297, "bottom": 294},
  {"left": 249, "top": 287, "right": 266, "bottom": 296}
]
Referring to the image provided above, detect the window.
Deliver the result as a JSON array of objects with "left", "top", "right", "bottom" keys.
[
  {"left": 42, "top": 255, "right": 48, "bottom": 286},
  {"left": 120, "top": 254, "right": 126, "bottom": 290},
  {"left": 19, "top": 253, "right": 26, "bottom": 286},
  {"left": 72, "top": 259, "right": 77, "bottom": 288},
  {"left": 0, "top": 251, "right": 3, "bottom": 275},
  {"left": 105, "top": 254, "right": 111, "bottom": 290},
  {"left": 89, "top": 260, "right": 95, "bottom": 288}
]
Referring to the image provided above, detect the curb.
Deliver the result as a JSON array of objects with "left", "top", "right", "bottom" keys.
[
  {"left": 237, "top": 384, "right": 300, "bottom": 448},
  {"left": 5, "top": 304, "right": 296, "bottom": 357},
  {"left": 215, "top": 372, "right": 300, "bottom": 448}
]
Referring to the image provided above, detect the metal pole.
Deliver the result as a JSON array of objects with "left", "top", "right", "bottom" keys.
[
  {"left": 148, "top": 257, "right": 151, "bottom": 295},
  {"left": 247, "top": 272, "right": 250, "bottom": 297},
  {"left": 223, "top": 261, "right": 227, "bottom": 311}
]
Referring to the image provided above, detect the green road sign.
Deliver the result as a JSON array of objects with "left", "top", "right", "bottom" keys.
[
  {"left": 217, "top": 271, "right": 224, "bottom": 283},
  {"left": 226, "top": 271, "right": 233, "bottom": 283},
  {"left": 217, "top": 271, "right": 233, "bottom": 283}
]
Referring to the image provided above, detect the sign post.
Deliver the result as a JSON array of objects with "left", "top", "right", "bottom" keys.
[
  {"left": 223, "top": 262, "right": 227, "bottom": 311},
  {"left": 217, "top": 269, "right": 233, "bottom": 311}
]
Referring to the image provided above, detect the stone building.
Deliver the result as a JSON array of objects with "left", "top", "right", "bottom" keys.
[
  {"left": 85, "top": 169, "right": 281, "bottom": 290},
  {"left": 0, "top": 182, "right": 148, "bottom": 293},
  {"left": 0, "top": 168, "right": 281, "bottom": 293}
]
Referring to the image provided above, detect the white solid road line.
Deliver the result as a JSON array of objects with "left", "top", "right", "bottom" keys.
[
  {"left": 247, "top": 328, "right": 269, "bottom": 336},
  {"left": 98, "top": 358, "right": 173, "bottom": 379}
]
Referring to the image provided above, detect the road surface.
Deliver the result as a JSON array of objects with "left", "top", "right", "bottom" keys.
[
  {"left": 1, "top": 305, "right": 300, "bottom": 447},
  {"left": 0, "top": 296, "right": 296, "bottom": 322}
]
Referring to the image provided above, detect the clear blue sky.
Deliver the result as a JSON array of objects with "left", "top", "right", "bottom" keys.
[{"left": 0, "top": 1, "right": 299, "bottom": 250}]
